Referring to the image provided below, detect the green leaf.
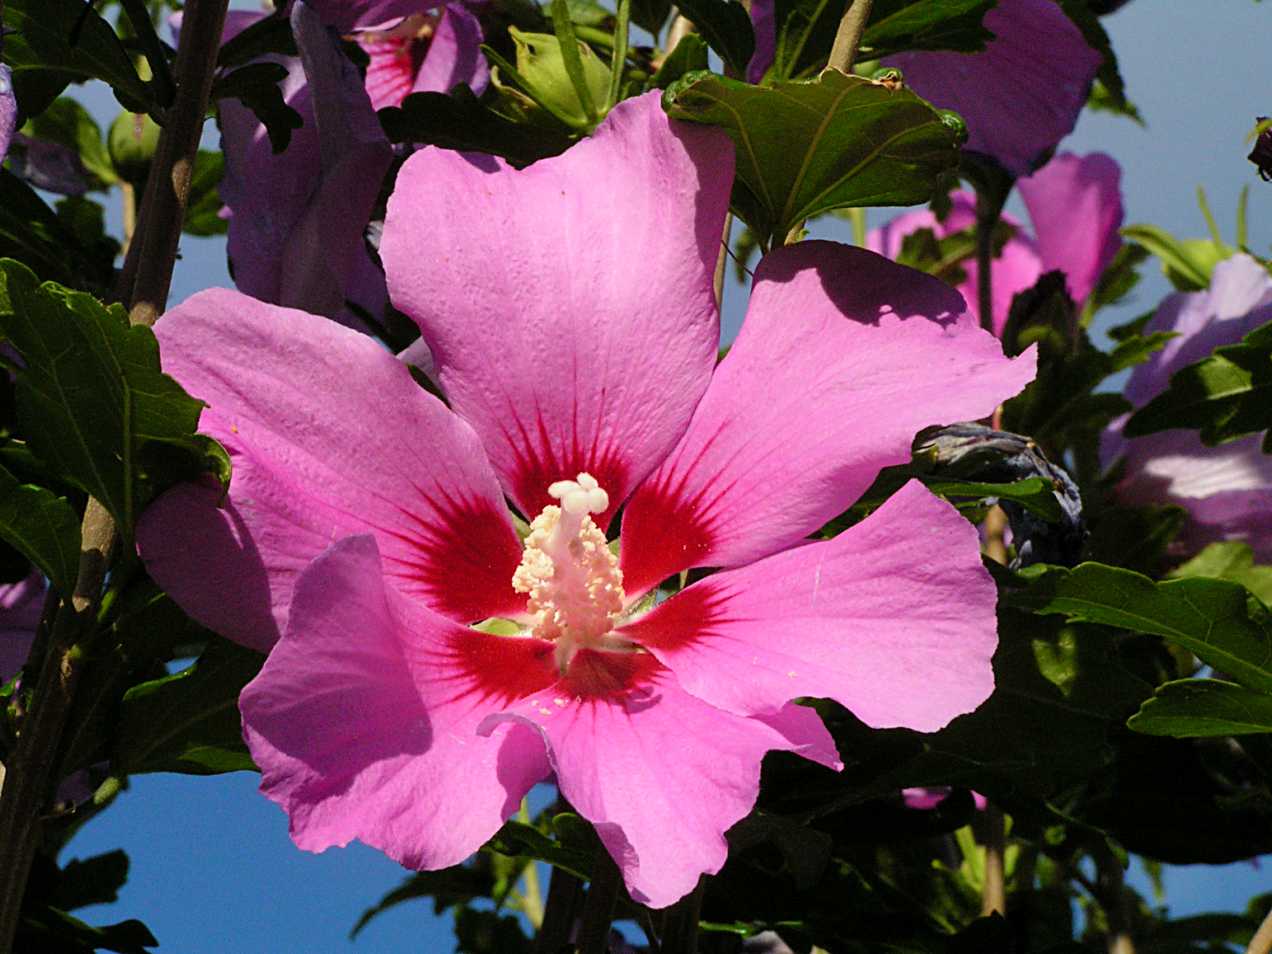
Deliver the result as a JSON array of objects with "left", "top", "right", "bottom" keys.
[
  {"left": 53, "top": 850, "right": 130, "bottom": 911},
  {"left": 2, "top": 0, "right": 153, "bottom": 117},
  {"left": 486, "top": 815, "right": 594, "bottom": 880},
  {"left": 1057, "top": 0, "right": 1131, "bottom": 117},
  {"left": 217, "top": 12, "right": 297, "bottom": 69},
  {"left": 0, "top": 170, "right": 115, "bottom": 290},
  {"left": 672, "top": 0, "right": 756, "bottom": 76},
  {"left": 1010, "top": 562, "right": 1272, "bottom": 694},
  {"left": 210, "top": 63, "right": 304, "bottom": 154},
  {"left": 17, "top": 907, "right": 157, "bottom": 954},
  {"left": 650, "top": 34, "right": 710, "bottom": 89},
  {"left": 631, "top": 0, "right": 672, "bottom": 35},
  {"left": 1129, "top": 678, "right": 1272, "bottom": 737},
  {"left": 19, "top": 98, "right": 119, "bottom": 188},
  {"left": 506, "top": 28, "right": 611, "bottom": 129},
  {"left": 115, "top": 636, "right": 263, "bottom": 776},
  {"left": 1081, "top": 244, "right": 1149, "bottom": 324},
  {"left": 1121, "top": 224, "right": 1233, "bottom": 292},
  {"left": 923, "top": 476, "right": 1064, "bottom": 523},
  {"left": 0, "top": 259, "right": 231, "bottom": 539},
  {"left": 352, "top": 865, "right": 496, "bottom": 937},
  {"left": 378, "top": 86, "right": 574, "bottom": 166},
  {"left": 1172, "top": 541, "right": 1272, "bottom": 607},
  {"left": 860, "top": 0, "right": 995, "bottom": 59},
  {"left": 183, "top": 151, "right": 228, "bottom": 237},
  {"left": 663, "top": 70, "right": 961, "bottom": 247},
  {"left": 1123, "top": 319, "right": 1272, "bottom": 447},
  {"left": 0, "top": 463, "right": 79, "bottom": 595}
]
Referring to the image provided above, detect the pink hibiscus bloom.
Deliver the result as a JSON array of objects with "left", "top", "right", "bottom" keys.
[
  {"left": 354, "top": 5, "right": 488, "bottom": 110},
  {"left": 1102, "top": 254, "right": 1272, "bottom": 560},
  {"left": 884, "top": 0, "right": 1102, "bottom": 177},
  {"left": 138, "top": 93, "right": 1033, "bottom": 906},
  {"left": 868, "top": 152, "right": 1123, "bottom": 334}
]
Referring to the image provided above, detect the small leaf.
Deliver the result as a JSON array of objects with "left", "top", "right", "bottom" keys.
[
  {"left": 1121, "top": 223, "right": 1232, "bottom": 292},
  {"left": 20, "top": 97, "right": 118, "bottom": 188},
  {"left": 860, "top": 0, "right": 995, "bottom": 59},
  {"left": 1129, "top": 678, "right": 1272, "bottom": 737},
  {"left": 672, "top": 0, "right": 755, "bottom": 77},
  {"left": 0, "top": 259, "right": 231, "bottom": 539},
  {"left": 1011, "top": 562, "right": 1272, "bottom": 694},
  {"left": 183, "top": 151, "right": 228, "bottom": 237},
  {"left": 2, "top": 0, "right": 153, "bottom": 117},
  {"left": 211, "top": 62, "right": 304, "bottom": 154},
  {"left": 664, "top": 70, "right": 960, "bottom": 247},
  {"left": 0, "top": 170, "right": 114, "bottom": 290},
  {"left": 1172, "top": 541, "right": 1272, "bottom": 607},
  {"left": 923, "top": 476, "right": 1063, "bottom": 523},
  {"left": 0, "top": 463, "right": 80, "bottom": 595},
  {"left": 53, "top": 850, "right": 130, "bottom": 911},
  {"left": 352, "top": 866, "right": 495, "bottom": 937},
  {"left": 217, "top": 13, "right": 297, "bottom": 69},
  {"left": 1123, "top": 319, "right": 1272, "bottom": 447},
  {"left": 651, "top": 34, "right": 710, "bottom": 90},
  {"left": 115, "top": 636, "right": 263, "bottom": 776}
]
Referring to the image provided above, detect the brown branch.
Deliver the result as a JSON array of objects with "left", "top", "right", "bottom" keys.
[
  {"left": 0, "top": 2, "right": 229, "bottom": 948},
  {"left": 826, "top": 0, "right": 874, "bottom": 75}
]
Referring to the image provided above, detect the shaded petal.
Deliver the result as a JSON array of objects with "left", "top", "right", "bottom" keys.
[
  {"left": 746, "top": 0, "right": 775, "bottom": 84},
  {"left": 242, "top": 536, "right": 554, "bottom": 870},
  {"left": 1017, "top": 152, "right": 1123, "bottom": 306},
  {"left": 886, "top": 0, "right": 1101, "bottom": 176},
  {"left": 137, "top": 290, "right": 525, "bottom": 652},
  {"left": 0, "top": 571, "right": 43, "bottom": 682},
  {"left": 621, "top": 481, "right": 998, "bottom": 730},
  {"left": 381, "top": 92, "right": 733, "bottom": 527},
  {"left": 414, "top": 5, "right": 489, "bottom": 96},
  {"left": 0, "top": 66, "right": 14, "bottom": 164},
  {"left": 301, "top": 0, "right": 429, "bottom": 31},
  {"left": 620, "top": 242, "right": 1035, "bottom": 595},
  {"left": 482, "top": 652, "right": 838, "bottom": 908}
]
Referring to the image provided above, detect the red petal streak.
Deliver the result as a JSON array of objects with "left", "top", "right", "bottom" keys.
[
  {"left": 379, "top": 489, "right": 526, "bottom": 623},
  {"left": 619, "top": 476, "right": 718, "bottom": 598},
  {"left": 619, "top": 582, "right": 727, "bottom": 653},
  {"left": 559, "top": 649, "right": 662, "bottom": 701},
  {"left": 432, "top": 628, "right": 558, "bottom": 706}
]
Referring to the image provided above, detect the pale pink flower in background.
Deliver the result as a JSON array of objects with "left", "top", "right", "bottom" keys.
[
  {"left": 0, "top": 65, "right": 13, "bottom": 164},
  {"left": 868, "top": 152, "right": 1123, "bottom": 334},
  {"left": 1102, "top": 254, "right": 1272, "bottom": 559},
  {"left": 901, "top": 787, "right": 988, "bottom": 811},
  {"left": 139, "top": 93, "right": 1033, "bottom": 906}
]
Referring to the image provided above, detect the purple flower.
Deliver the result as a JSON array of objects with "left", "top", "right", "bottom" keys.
[
  {"left": 0, "top": 572, "right": 44, "bottom": 685},
  {"left": 0, "top": 65, "right": 16, "bottom": 165},
  {"left": 356, "top": 6, "right": 488, "bottom": 109},
  {"left": 138, "top": 93, "right": 1033, "bottom": 907},
  {"left": 885, "top": 0, "right": 1102, "bottom": 177},
  {"left": 1102, "top": 254, "right": 1272, "bottom": 559},
  {"left": 868, "top": 152, "right": 1123, "bottom": 333}
]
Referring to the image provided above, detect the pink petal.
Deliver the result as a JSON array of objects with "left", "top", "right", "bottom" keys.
[
  {"left": 137, "top": 289, "right": 525, "bottom": 652},
  {"left": 481, "top": 652, "right": 838, "bottom": 908},
  {"left": 619, "top": 242, "right": 1036, "bottom": 596},
  {"left": 1017, "top": 152, "right": 1123, "bottom": 306},
  {"left": 381, "top": 92, "right": 733, "bottom": 527},
  {"left": 360, "top": 22, "right": 423, "bottom": 111},
  {"left": 413, "top": 5, "right": 489, "bottom": 96},
  {"left": 242, "top": 535, "right": 553, "bottom": 870},
  {"left": 866, "top": 191, "right": 1043, "bottom": 335},
  {"left": 621, "top": 481, "right": 998, "bottom": 731},
  {"left": 887, "top": 0, "right": 1102, "bottom": 177},
  {"left": 0, "top": 66, "right": 18, "bottom": 164}
]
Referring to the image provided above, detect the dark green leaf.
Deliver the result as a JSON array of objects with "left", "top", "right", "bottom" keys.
[
  {"left": 1172, "top": 542, "right": 1272, "bottom": 607},
  {"left": 352, "top": 865, "right": 495, "bottom": 937},
  {"left": 672, "top": 0, "right": 755, "bottom": 76},
  {"left": 53, "top": 850, "right": 130, "bottom": 911},
  {"left": 216, "top": 12, "right": 297, "bottom": 68},
  {"left": 211, "top": 62, "right": 304, "bottom": 154},
  {"left": 19, "top": 97, "right": 118, "bottom": 188},
  {"left": 454, "top": 908, "right": 532, "bottom": 954},
  {"left": 115, "top": 636, "right": 263, "bottom": 775},
  {"left": 1011, "top": 562, "right": 1272, "bottom": 693},
  {"left": 631, "top": 0, "right": 672, "bottom": 35},
  {"left": 0, "top": 462, "right": 79, "bottom": 595},
  {"left": 17, "top": 907, "right": 157, "bottom": 954},
  {"left": 860, "top": 0, "right": 995, "bottom": 59},
  {"left": 1124, "top": 319, "right": 1272, "bottom": 447},
  {"left": 924, "top": 476, "right": 1064, "bottom": 523},
  {"left": 487, "top": 817, "right": 593, "bottom": 880},
  {"left": 183, "top": 151, "right": 228, "bottom": 237},
  {"left": 769, "top": 0, "right": 838, "bottom": 81},
  {"left": 2, "top": 0, "right": 152, "bottom": 116},
  {"left": 0, "top": 259, "right": 231, "bottom": 539},
  {"left": 1057, "top": 0, "right": 1130, "bottom": 116},
  {"left": 378, "top": 86, "right": 574, "bottom": 165},
  {"left": 663, "top": 70, "right": 961, "bottom": 247},
  {"left": 0, "top": 170, "right": 114, "bottom": 290},
  {"left": 1129, "top": 678, "right": 1272, "bottom": 737},
  {"left": 651, "top": 34, "right": 710, "bottom": 90},
  {"left": 1083, "top": 244, "right": 1150, "bottom": 322}
]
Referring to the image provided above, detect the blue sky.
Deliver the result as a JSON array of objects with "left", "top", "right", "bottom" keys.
[{"left": 61, "top": 1, "right": 1272, "bottom": 950}]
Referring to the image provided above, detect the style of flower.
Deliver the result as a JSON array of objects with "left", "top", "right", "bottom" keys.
[
  {"left": 1102, "top": 253, "right": 1272, "bottom": 560},
  {"left": 884, "top": 0, "right": 1103, "bottom": 178},
  {"left": 868, "top": 152, "right": 1124, "bottom": 334},
  {"left": 138, "top": 93, "right": 1034, "bottom": 906}
]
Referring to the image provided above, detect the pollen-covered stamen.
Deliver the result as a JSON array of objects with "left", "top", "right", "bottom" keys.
[{"left": 513, "top": 473, "right": 628, "bottom": 673}]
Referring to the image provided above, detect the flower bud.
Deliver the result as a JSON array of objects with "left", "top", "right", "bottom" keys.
[{"left": 108, "top": 111, "right": 160, "bottom": 184}]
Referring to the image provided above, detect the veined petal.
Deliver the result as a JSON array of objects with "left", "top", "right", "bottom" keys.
[
  {"left": 620, "top": 242, "right": 1035, "bottom": 595},
  {"left": 481, "top": 652, "right": 838, "bottom": 908},
  {"left": 620, "top": 481, "right": 998, "bottom": 730},
  {"left": 1017, "top": 152, "right": 1123, "bottom": 307},
  {"left": 242, "top": 536, "right": 554, "bottom": 870},
  {"left": 137, "top": 290, "right": 525, "bottom": 652},
  {"left": 381, "top": 92, "right": 733, "bottom": 528},
  {"left": 886, "top": 0, "right": 1101, "bottom": 177}
]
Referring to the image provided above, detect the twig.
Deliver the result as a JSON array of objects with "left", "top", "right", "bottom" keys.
[
  {"left": 0, "top": 2, "right": 229, "bottom": 948},
  {"left": 1247, "top": 904, "right": 1272, "bottom": 954},
  {"left": 979, "top": 804, "right": 1007, "bottom": 917},
  {"left": 826, "top": 0, "right": 874, "bottom": 75}
]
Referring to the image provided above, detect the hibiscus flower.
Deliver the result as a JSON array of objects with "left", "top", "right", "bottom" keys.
[
  {"left": 868, "top": 152, "right": 1123, "bottom": 334},
  {"left": 138, "top": 93, "right": 1034, "bottom": 906}
]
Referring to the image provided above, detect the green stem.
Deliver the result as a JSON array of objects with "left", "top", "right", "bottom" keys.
[
  {"left": 607, "top": 0, "right": 630, "bottom": 109},
  {"left": 974, "top": 186, "right": 1006, "bottom": 335},
  {"left": 826, "top": 0, "right": 874, "bottom": 75}
]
